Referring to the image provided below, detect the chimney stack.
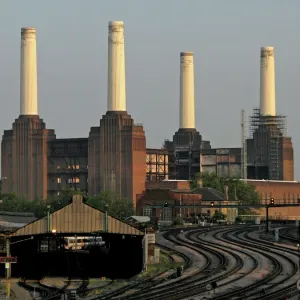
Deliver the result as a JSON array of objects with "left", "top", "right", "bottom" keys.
[
  {"left": 180, "top": 52, "right": 195, "bottom": 129},
  {"left": 107, "top": 21, "right": 126, "bottom": 112},
  {"left": 20, "top": 27, "right": 38, "bottom": 116},
  {"left": 260, "top": 46, "right": 276, "bottom": 116}
]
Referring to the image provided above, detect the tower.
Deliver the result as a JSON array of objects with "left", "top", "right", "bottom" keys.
[
  {"left": 1, "top": 28, "right": 56, "bottom": 200},
  {"left": 247, "top": 47, "right": 294, "bottom": 181},
  {"left": 166, "top": 52, "right": 205, "bottom": 180},
  {"left": 88, "top": 21, "right": 146, "bottom": 205}
]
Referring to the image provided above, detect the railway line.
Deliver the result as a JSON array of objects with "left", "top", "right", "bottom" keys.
[
  {"left": 91, "top": 241, "right": 192, "bottom": 300},
  {"left": 19, "top": 278, "right": 89, "bottom": 299},
  {"left": 101, "top": 225, "right": 300, "bottom": 300}
]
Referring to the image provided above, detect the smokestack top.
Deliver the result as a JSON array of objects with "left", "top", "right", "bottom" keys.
[
  {"left": 21, "top": 27, "right": 36, "bottom": 38},
  {"left": 261, "top": 46, "right": 274, "bottom": 58},
  {"left": 109, "top": 21, "right": 124, "bottom": 27},
  {"left": 180, "top": 52, "right": 194, "bottom": 57}
]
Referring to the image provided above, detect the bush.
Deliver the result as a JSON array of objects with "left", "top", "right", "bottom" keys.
[{"left": 172, "top": 217, "right": 184, "bottom": 226}]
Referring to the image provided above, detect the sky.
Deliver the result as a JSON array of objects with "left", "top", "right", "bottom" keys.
[{"left": 0, "top": 1, "right": 300, "bottom": 177}]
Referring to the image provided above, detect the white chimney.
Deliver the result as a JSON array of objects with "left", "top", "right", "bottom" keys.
[
  {"left": 20, "top": 27, "right": 38, "bottom": 116},
  {"left": 107, "top": 21, "right": 126, "bottom": 112},
  {"left": 260, "top": 46, "right": 276, "bottom": 116},
  {"left": 180, "top": 52, "right": 195, "bottom": 129}
]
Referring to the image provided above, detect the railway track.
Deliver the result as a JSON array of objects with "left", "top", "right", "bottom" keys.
[
  {"left": 91, "top": 240, "right": 192, "bottom": 300},
  {"left": 204, "top": 227, "right": 298, "bottom": 299},
  {"left": 19, "top": 278, "right": 89, "bottom": 299},
  {"left": 109, "top": 225, "right": 300, "bottom": 300},
  {"left": 114, "top": 227, "right": 248, "bottom": 300}
]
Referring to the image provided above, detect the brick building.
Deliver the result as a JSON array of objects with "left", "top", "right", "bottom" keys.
[
  {"left": 136, "top": 180, "right": 238, "bottom": 222},
  {"left": 246, "top": 179, "right": 300, "bottom": 219}
]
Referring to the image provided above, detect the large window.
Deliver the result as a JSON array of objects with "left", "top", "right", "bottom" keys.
[
  {"left": 162, "top": 207, "right": 172, "bottom": 222},
  {"left": 143, "top": 205, "right": 152, "bottom": 217}
]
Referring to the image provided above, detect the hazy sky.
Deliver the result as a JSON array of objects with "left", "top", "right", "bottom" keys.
[{"left": 1, "top": 1, "right": 300, "bottom": 177}]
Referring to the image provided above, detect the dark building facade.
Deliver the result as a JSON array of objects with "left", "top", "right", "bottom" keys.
[
  {"left": 47, "top": 138, "right": 88, "bottom": 196},
  {"left": 246, "top": 109, "right": 294, "bottom": 181},
  {"left": 164, "top": 128, "right": 211, "bottom": 180},
  {"left": 88, "top": 112, "right": 146, "bottom": 205},
  {"left": 1, "top": 115, "right": 55, "bottom": 200}
]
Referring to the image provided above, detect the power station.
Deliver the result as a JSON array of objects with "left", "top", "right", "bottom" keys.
[
  {"left": 1, "top": 23, "right": 295, "bottom": 204},
  {"left": 246, "top": 47, "right": 294, "bottom": 181}
]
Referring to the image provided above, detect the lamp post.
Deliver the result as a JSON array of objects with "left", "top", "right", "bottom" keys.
[
  {"left": 104, "top": 205, "right": 108, "bottom": 232},
  {"left": 47, "top": 205, "right": 51, "bottom": 232},
  {"left": 297, "top": 244, "right": 300, "bottom": 272}
]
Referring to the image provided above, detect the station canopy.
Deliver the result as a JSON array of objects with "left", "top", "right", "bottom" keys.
[{"left": 11, "top": 195, "right": 144, "bottom": 237}]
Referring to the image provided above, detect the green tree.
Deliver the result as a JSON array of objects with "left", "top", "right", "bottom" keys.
[
  {"left": 0, "top": 188, "right": 134, "bottom": 220},
  {"left": 190, "top": 172, "right": 260, "bottom": 214},
  {"left": 87, "top": 191, "right": 134, "bottom": 219},
  {"left": 172, "top": 217, "right": 184, "bottom": 226},
  {"left": 213, "top": 211, "right": 225, "bottom": 220}
]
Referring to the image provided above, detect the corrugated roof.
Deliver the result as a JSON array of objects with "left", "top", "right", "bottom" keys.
[
  {"left": 126, "top": 216, "right": 150, "bottom": 223},
  {"left": 12, "top": 195, "right": 144, "bottom": 237},
  {"left": 0, "top": 214, "right": 37, "bottom": 224}
]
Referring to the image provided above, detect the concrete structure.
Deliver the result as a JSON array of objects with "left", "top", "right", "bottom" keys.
[
  {"left": 162, "top": 52, "right": 208, "bottom": 180},
  {"left": 180, "top": 52, "right": 195, "bottom": 129},
  {"left": 246, "top": 47, "right": 293, "bottom": 181},
  {"left": 107, "top": 21, "right": 126, "bottom": 112},
  {"left": 260, "top": 47, "right": 276, "bottom": 116},
  {"left": 1, "top": 27, "right": 56, "bottom": 200},
  {"left": 20, "top": 28, "right": 38, "bottom": 116},
  {"left": 88, "top": 21, "right": 146, "bottom": 205}
]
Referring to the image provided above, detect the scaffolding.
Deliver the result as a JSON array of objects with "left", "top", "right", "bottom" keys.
[
  {"left": 248, "top": 108, "right": 287, "bottom": 180},
  {"left": 241, "top": 109, "right": 247, "bottom": 179},
  {"left": 249, "top": 108, "right": 287, "bottom": 138}
]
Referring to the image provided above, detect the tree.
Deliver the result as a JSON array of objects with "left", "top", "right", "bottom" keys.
[
  {"left": 87, "top": 191, "right": 134, "bottom": 219},
  {"left": 0, "top": 188, "right": 134, "bottom": 220},
  {"left": 213, "top": 211, "right": 225, "bottom": 221},
  {"left": 190, "top": 172, "right": 260, "bottom": 214},
  {"left": 172, "top": 217, "right": 184, "bottom": 226}
]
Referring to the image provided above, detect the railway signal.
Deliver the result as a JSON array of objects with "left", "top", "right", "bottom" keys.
[{"left": 164, "top": 202, "right": 169, "bottom": 208}]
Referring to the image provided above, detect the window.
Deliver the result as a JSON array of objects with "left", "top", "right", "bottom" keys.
[
  {"left": 68, "top": 177, "right": 80, "bottom": 184},
  {"left": 57, "top": 177, "right": 61, "bottom": 184},
  {"left": 75, "top": 165, "right": 80, "bottom": 169},
  {"left": 162, "top": 207, "right": 172, "bottom": 222},
  {"left": 143, "top": 205, "right": 152, "bottom": 217}
]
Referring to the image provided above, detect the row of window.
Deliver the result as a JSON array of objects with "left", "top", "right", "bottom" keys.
[
  {"left": 56, "top": 165, "right": 88, "bottom": 170},
  {"left": 57, "top": 177, "right": 87, "bottom": 184}
]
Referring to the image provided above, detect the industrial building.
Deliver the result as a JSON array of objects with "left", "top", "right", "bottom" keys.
[
  {"left": 245, "top": 47, "right": 294, "bottom": 181},
  {"left": 1, "top": 24, "right": 295, "bottom": 205}
]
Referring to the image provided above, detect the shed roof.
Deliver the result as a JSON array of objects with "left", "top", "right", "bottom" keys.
[
  {"left": 126, "top": 216, "right": 150, "bottom": 223},
  {"left": 12, "top": 195, "right": 144, "bottom": 237}
]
